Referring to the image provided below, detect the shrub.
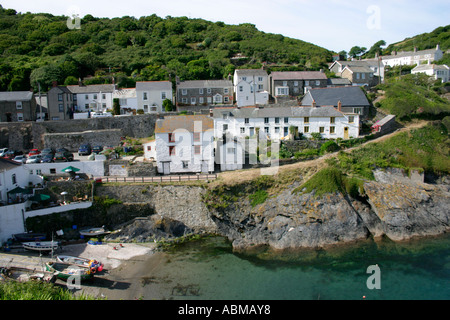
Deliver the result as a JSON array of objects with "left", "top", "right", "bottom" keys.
[
  {"left": 320, "top": 141, "right": 340, "bottom": 154},
  {"left": 249, "top": 189, "right": 268, "bottom": 207}
]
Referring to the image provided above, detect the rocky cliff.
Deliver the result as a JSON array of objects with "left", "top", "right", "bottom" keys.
[{"left": 97, "top": 169, "right": 450, "bottom": 251}]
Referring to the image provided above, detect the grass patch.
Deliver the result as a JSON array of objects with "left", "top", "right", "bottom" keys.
[{"left": 249, "top": 190, "right": 269, "bottom": 207}]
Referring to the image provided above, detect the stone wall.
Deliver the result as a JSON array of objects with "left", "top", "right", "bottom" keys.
[{"left": 44, "top": 129, "right": 123, "bottom": 152}]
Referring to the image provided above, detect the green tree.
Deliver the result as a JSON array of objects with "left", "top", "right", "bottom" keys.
[
  {"left": 30, "top": 64, "right": 64, "bottom": 91},
  {"left": 163, "top": 98, "right": 174, "bottom": 111},
  {"left": 113, "top": 98, "right": 121, "bottom": 115}
]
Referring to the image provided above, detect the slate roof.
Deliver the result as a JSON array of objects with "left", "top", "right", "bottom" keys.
[
  {"left": 135, "top": 81, "right": 172, "bottom": 91},
  {"left": 0, "top": 157, "right": 21, "bottom": 172},
  {"left": 304, "top": 87, "right": 370, "bottom": 107},
  {"left": 155, "top": 115, "right": 214, "bottom": 133},
  {"left": 270, "top": 71, "right": 327, "bottom": 80},
  {"left": 66, "top": 84, "right": 116, "bottom": 93},
  {"left": 412, "top": 64, "right": 449, "bottom": 72},
  {"left": 234, "top": 69, "right": 268, "bottom": 77},
  {"left": 177, "top": 80, "right": 233, "bottom": 89},
  {"left": 0, "top": 91, "right": 34, "bottom": 102},
  {"left": 212, "top": 106, "right": 344, "bottom": 119}
]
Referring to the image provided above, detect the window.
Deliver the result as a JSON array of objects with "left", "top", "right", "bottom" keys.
[
  {"left": 294, "top": 81, "right": 298, "bottom": 87},
  {"left": 227, "top": 147, "right": 236, "bottom": 154},
  {"left": 150, "top": 106, "right": 157, "bottom": 112},
  {"left": 319, "top": 127, "right": 324, "bottom": 133},
  {"left": 245, "top": 118, "right": 249, "bottom": 124},
  {"left": 191, "top": 97, "right": 196, "bottom": 105},
  {"left": 85, "top": 95, "right": 89, "bottom": 100},
  {"left": 182, "top": 89, "right": 187, "bottom": 95},
  {"left": 284, "top": 117, "right": 289, "bottom": 123},
  {"left": 242, "top": 77, "right": 247, "bottom": 81},
  {"left": 276, "top": 87, "right": 289, "bottom": 96},
  {"left": 36, "top": 169, "right": 42, "bottom": 175},
  {"left": 168, "top": 133, "right": 175, "bottom": 142},
  {"left": 73, "top": 95, "right": 77, "bottom": 101},
  {"left": 207, "top": 88, "right": 212, "bottom": 94},
  {"left": 199, "top": 88, "right": 204, "bottom": 94},
  {"left": 17, "top": 113, "right": 24, "bottom": 121},
  {"left": 207, "top": 97, "right": 212, "bottom": 103},
  {"left": 193, "top": 132, "right": 200, "bottom": 142},
  {"left": 258, "top": 84, "right": 263, "bottom": 90},
  {"left": 348, "top": 116, "right": 354, "bottom": 123},
  {"left": 224, "top": 88, "right": 229, "bottom": 94},
  {"left": 182, "top": 98, "right": 187, "bottom": 104},
  {"left": 239, "top": 86, "right": 243, "bottom": 92},
  {"left": 264, "top": 117, "right": 269, "bottom": 124},
  {"left": 58, "top": 94, "right": 63, "bottom": 101},
  {"left": 305, "top": 81, "right": 309, "bottom": 86},
  {"left": 304, "top": 117, "right": 309, "bottom": 124},
  {"left": 16, "top": 101, "right": 22, "bottom": 109},
  {"left": 275, "top": 117, "right": 280, "bottom": 124},
  {"left": 143, "top": 105, "right": 149, "bottom": 112},
  {"left": 147, "top": 146, "right": 152, "bottom": 151},
  {"left": 194, "top": 145, "right": 201, "bottom": 155},
  {"left": 59, "top": 104, "right": 64, "bottom": 112},
  {"left": 275, "top": 127, "right": 280, "bottom": 133},
  {"left": 199, "top": 97, "right": 204, "bottom": 104},
  {"left": 240, "top": 127, "right": 245, "bottom": 134},
  {"left": 102, "top": 94, "right": 106, "bottom": 100},
  {"left": 284, "top": 127, "right": 289, "bottom": 135},
  {"left": 50, "top": 168, "right": 56, "bottom": 174},
  {"left": 182, "top": 161, "right": 189, "bottom": 168},
  {"left": 283, "top": 81, "right": 288, "bottom": 86},
  {"left": 224, "top": 97, "right": 229, "bottom": 103},
  {"left": 315, "top": 81, "right": 320, "bottom": 86},
  {"left": 258, "top": 77, "right": 263, "bottom": 82},
  {"left": 161, "top": 92, "right": 167, "bottom": 100},
  {"left": 330, "top": 117, "right": 335, "bottom": 124},
  {"left": 93, "top": 94, "right": 97, "bottom": 100},
  {"left": 330, "top": 126, "right": 335, "bottom": 134},
  {"left": 353, "top": 108, "right": 363, "bottom": 114},
  {"left": 169, "top": 146, "right": 176, "bottom": 156},
  {"left": 214, "top": 95, "right": 222, "bottom": 103},
  {"left": 222, "top": 113, "right": 228, "bottom": 120},
  {"left": 264, "top": 127, "right": 269, "bottom": 133},
  {"left": 223, "top": 124, "right": 228, "bottom": 131},
  {"left": 304, "top": 126, "right": 309, "bottom": 133},
  {"left": 12, "top": 174, "right": 16, "bottom": 185}
]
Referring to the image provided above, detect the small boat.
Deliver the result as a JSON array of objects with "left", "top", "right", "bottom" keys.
[
  {"left": 56, "top": 255, "right": 104, "bottom": 272},
  {"left": 22, "top": 241, "right": 59, "bottom": 252},
  {"left": 0, "top": 266, "right": 57, "bottom": 283},
  {"left": 45, "top": 261, "right": 94, "bottom": 281},
  {"left": 13, "top": 233, "right": 46, "bottom": 242},
  {"left": 79, "top": 227, "right": 110, "bottom": 237}
]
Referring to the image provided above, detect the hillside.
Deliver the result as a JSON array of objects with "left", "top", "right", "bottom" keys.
[
  {"left": 385, "top": 25, "right": 450, "bottom": 53},
  {"left": 0, "top": 5, "right": 333, "bottom": 92}
]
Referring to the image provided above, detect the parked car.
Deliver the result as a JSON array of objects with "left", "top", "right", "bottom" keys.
[
  {"left": 3, "top": 150, "right": 18, "bottom": 159},
  {"left": 26, "top": 154, "right": 42, "bottom": 164},
  {"left": 41, "top": 154, "right": 54, "bottom": 163},
  {"left": 13, "top": 155, "right": 27, "bottom": 163},
  {"left": 91, "top": 112, "right": 112, "bottom": 118},
  {"left": 78, "top": 144, "right": 92, "bottom": 156},
  {"left": 54, "top": 151, "right": 74, "bottom": 162},
  {"left": 28, "top": 149, "right": 41, "bottom": 157},
  {"left": 92, "top": 146, "right": 103, "bottom": 154},
  {"left": 0, "top": 148, "right": 9, "bottom": 157},
  {"left": 41, "top": 148, "right": 55, "bottom": 157},
  {"left": 56, "top": 148, "right": 69, "bottom": 153}
]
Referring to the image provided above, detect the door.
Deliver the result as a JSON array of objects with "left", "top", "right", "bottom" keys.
[
  {"left": 344, "top": 127, "right": 349, "bottom": 139},
  {"left": 162, "top": 162, "right": 171, "bottom": 175},
  {"left": 249, "top": 127, "right": 255, "bottom": 137}
]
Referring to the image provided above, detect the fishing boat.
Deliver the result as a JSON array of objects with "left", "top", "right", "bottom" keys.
[
  {"left": 45, "top": 261, "right": 94, "bottom": 281},
  {"left": 22, "top": 241, "right": 59, "bottom": 252},
  {"left": 56, "top": 255, "right": 104, "bottom": 272},
  {"left": 0, "top": 266, "right": 57, "bottom": 283},
  {"left": 79, "top": 227, "right": 110, "bottom": 237},
  {"left": 13, "top": 233, "right": 46, "bottom": 242}
]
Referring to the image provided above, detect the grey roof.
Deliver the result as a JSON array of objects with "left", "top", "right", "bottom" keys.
[
  {"left": 327, "top": 78, "right": 352, "bottom": 85},
  {"left": 412, "top": 64, "right": 449, "bottom": 71},
  {"left": 0, "top": 158, "right": 21, "bottom": 171},
  {"left": 234, "top": 69, "right": 268, "bottom": 77},
  {"left": 270, "top": 71, "right": 327, "bottom": 80},
  {"left": 135, "top": 81, "right": 172, "bottom": 91},
  {"left": 304, "top": 87, "right": 370, "bottom": 107},
  {"left": 342, "top": 65, "right": 374, "bottom": 73},
  {"left": 0, "top": 91, "right": 34, "bottom": 102},
  {"left": 66, "top": 84, "right": 116, "bottom": 94},
  {"left": 382, "top": 47, "right": 441, "bottom": 60},
  {"left": 177, "top": 80, "right": 233, "bottom": 89},
  {"left": 212, "top": 106, "right": 344, "bottom": 119}
]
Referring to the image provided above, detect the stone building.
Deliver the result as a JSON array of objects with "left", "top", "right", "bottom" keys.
[{"left": 0, "top": 91, "right": 36, "bottom": 122}]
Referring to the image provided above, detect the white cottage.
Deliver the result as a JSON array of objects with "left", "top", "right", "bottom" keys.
[
  {"left": 136, "top": 81, "right": 173, "bottom": 114},
  {"left": 154, "top": 115, "right": 214, "bottom": 174},
  {"left": 212, "top": 105, "right": 359, "bottom": 141},
  {"left": 411, "top": 64, "right": 449, "bottom": 83},
  {"left": 67, "top": 84, "right": 115, "bottom": 113},
  {"left": 234, "top": 69, "right": 269, "bottom": 107}
]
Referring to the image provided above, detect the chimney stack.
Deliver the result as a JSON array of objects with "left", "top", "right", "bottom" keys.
[
  {"left": 312, "top": 100, "right": 316, "bottom": 108},
  {"left": 414, "top": 47, "right": 417, "bottom": 52},
  {"left": 337, "top": 100, "right": 342, "bottom": 112},
  {"left": 52, "top": 81, "right": 58, "bottom": 87},
  {"left": 209, "top": 109, "right": 213, "bottom": 117}
]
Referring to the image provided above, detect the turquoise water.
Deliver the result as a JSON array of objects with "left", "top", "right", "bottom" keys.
[{"left": 137, "top": 234, "right": 450, "bottom": 300}]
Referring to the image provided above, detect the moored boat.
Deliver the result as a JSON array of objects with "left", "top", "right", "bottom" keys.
[
  {"left": 45, "top": 261, "right": 94, "bottom": 281},
  {"left": 13, "top": 233, "right": 46, "bottom": 242},
  {"left": 0, "top": 266, "right": 57, "bottom": 283},
  {"left": 79, "top": 227, "right": 110, "bottom": 237},
  {"left": 56, "top": 255, "right": 103, "bottom": 272},
  {"left": 22, "top": 241, "right": 59, "bottom": 252}
]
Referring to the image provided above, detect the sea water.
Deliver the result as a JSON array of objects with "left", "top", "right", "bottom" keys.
[{"left": 135, "top": 234, "right": 450, "bottom": 300}]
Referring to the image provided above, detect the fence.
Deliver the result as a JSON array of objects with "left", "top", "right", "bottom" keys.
[{"left": 96, "top": 174, "right": 218, "bottom": 183}]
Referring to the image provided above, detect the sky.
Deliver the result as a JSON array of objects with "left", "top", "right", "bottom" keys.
[{"left": 1, "top": 0, "right": 449, "bottom": 53}]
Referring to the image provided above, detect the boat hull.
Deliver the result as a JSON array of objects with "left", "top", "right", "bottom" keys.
[
  {"left": 56, "top": 255, "right": 103, "bottom": 272},
  {"left": 22, "top": 241, "right": 59, "bottom": 252},
  {"left": 13, "top": 233, "right": 46, "bottom": 242},
  {"left": 45, "top": 262, "right": 93, "bottom": 281}
]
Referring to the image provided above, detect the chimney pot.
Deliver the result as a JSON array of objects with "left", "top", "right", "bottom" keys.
[
  {"left": 337, "top": 100, "right": 342, "bottom": 112},
  {"left": 312, "top": 100, "right": 316, "bottom": 108}
]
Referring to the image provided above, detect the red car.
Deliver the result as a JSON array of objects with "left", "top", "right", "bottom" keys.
[{"left": 28, "top": 149, "right": 41, "bottom": 157}]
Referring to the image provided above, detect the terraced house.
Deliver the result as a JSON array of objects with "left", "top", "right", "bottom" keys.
[
  {"left": 212, "top": 104, "right": 359, "bottom": 142},
  {"left": 176, "top": 80, "right": 233, "bottom": 110},
  {"left": 0, "top": 91, "right": 36, "bottom": 122},
  {"left": 269, "top": 71, "right": 328, "bottom": 102}
]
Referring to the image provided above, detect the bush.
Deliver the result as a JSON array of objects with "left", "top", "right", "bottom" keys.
[
  {"left": 320, "top": 141, "right": 340, "bottom": 154},
  {"left": 249, "top": 189, "right": 268, "bottom": 207}
]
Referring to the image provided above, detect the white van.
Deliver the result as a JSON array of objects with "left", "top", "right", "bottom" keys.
[{"left": 91, "top": 112, "right": 113, "bottom": 118}]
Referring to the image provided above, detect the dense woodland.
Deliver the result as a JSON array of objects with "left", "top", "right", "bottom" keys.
[{"left": 0, "top": 5, "right": 333, "bottom": 92}]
